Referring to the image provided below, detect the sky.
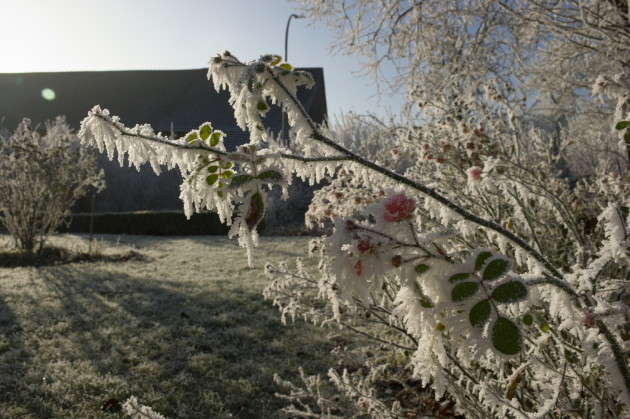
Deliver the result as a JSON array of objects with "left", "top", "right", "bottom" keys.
[{"left": 0, "top": 0, "right": 406, "bottom": 118}]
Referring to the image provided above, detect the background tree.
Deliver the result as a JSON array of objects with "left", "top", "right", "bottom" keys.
[
  {"left": 297, "top": 0, "right": 629, "bottom": 171},
  {"left": 0, "top": 117, "right": 104, "bottom": 253}
]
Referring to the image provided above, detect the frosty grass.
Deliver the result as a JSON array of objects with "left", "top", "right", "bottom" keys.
[{"left": 0, "top": 233, "right": 338, "bottom": 418}]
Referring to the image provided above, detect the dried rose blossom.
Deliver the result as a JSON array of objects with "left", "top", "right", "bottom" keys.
[
  {"left": 353, "top": 259, "right": 363, "bottom": 276},
  {"left": 467, "top": 166, "right": 482, "bottom": 182},
  {"left": 357, "top": 237, "right": 376, "bottom": 254},
  {"left": 383, "top": 193, "right": 416, "bottom": 222}
]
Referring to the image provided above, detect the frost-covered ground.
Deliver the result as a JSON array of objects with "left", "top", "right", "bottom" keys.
[{"left": 0, "top": 234, "right": 336, "bottom": 418}]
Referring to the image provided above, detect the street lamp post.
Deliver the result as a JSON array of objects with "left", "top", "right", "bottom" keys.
[{"left": 282, "top": 13, "right": 304, "bottom": 147}]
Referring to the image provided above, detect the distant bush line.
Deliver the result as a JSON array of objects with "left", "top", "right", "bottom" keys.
[{"left": 61, "top": 210, "right": 235, "bottom": 236}]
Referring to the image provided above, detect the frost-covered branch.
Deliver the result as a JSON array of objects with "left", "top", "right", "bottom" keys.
[
  {"left": 268, "top": 63, "right": 565, "bottom": 280},
  {"left": 78, "top": 41, "right": 630, "bottom": 416}
]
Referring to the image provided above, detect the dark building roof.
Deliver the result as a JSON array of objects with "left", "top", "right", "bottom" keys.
[{"left": 0, "top": 68, "right": 327, "bottom": 150}]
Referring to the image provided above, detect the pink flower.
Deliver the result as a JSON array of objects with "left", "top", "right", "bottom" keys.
[
  {"left": 467, "top": 166, "right": 482, "bottom": 182},
  {"left": 383, "top": 193, "right": 416, "bottom": 222},
  {"left": 582, "top": 309, "right": 596, "bottom": 329},
  {"left": 353, "top": 260, "right": 363, "bottom": 276},
  {"left": 357, "top": 237, "right": 376, "bottom": 254}
]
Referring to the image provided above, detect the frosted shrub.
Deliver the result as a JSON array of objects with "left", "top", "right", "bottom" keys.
[
  {"left": 0, "top": 117, "right": 103, "bottom": 253},
  {"left": 77, "top": 50, "right": 630, "bottom": 417},
  {"left": 123, "top": 396, "right": 169, "bottom": 419}
]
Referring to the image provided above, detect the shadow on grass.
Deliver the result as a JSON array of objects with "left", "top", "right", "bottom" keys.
[
  {"left": 0, "top": 262, "right": 335, "bottom": 418},
  {"left": 0, "top": 246, "right": 145, "bottom": 268},
  {"left": 0, "top": 292, "right": 35, "bottom": 416}
]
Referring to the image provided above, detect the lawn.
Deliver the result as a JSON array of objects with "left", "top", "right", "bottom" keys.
[{"left": 0, "top": 234, "right": 337, "bottom": 418}]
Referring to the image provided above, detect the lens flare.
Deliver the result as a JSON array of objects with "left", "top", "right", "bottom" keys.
[{"left": 41, "top": 88, "right": 56, "bottom": 100}]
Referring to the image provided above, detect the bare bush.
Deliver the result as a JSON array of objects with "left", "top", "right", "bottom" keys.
[{"left": 0, "top": 117, "right": 103, "bottom": 252}]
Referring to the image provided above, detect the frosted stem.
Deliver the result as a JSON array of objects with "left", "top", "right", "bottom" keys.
[{"left": 267, "top": 68, "right": 564, "bottom": 280}]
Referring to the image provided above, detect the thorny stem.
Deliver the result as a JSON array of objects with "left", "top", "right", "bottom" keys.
[
  {"left": 329, "top": 369, "right": 406, "bottom": 419},
  {"left": 597, "top": 318, "right": 630, "bottom": 402},
  {"left": 89, "top": 111, "right": 227, "bottom": 155},
  {"left": 278, "top": 153, "right": 350, "bottom": 163},
  {"left": 339, "top": 321, "right": 415, "bottom": 351},
  {"left": 526, "top": 277, "right": 581, "bottom": 300},
  {"left": 505, "top": 188, "right": 544, "bottom": 253},
  {"left": 90, "top": 109, "right": 351, "bottom": 164},
  {"left": 362, "top": 305, "right": 416, "bottom": 345},
  {"left": 267, "top": 68, "right": 565, "bottom": 281},
  {"left": 349, "top": 221, "right": 430, "bottom": 253},
  {"left": 526, "top": 278, "right": 630, "bottom": 399},
  {"left": 502, "top": 159, "right": 585, "bottom": 247}
]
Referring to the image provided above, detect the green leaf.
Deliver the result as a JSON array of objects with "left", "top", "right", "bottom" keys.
[
  {"left": 418, "top": 297, "right": 433, "bottom": 308},
  {"left": 469, "top": 299, "right": 491, "bottom": 328},
  {"left": 492, "top": 317, "right": 521, "bottom": 355},
  {"left": 564, "top": 349, "right": 579, "bottom": 364},
  {"left": 279, "top": 63, "right": 293, "bottom": 71},
  {"left": 522, "top": 313, "right": 533, "bottom": 326},
  {"left": 186, "top": 132, "right": 198, "bottom": 143},
  {"left": 245, "top": 192, "right": 265, "bottom": 230},
  {"left": 270, "top": 55, "right": 282, "bottom": 66},
  {"left": 207, "top": 166, "right": 218, "bottom": 173},
  {"left": 491, "top": 281, "right": 528, "bottom": 303},
  {"left": 222, "top": 161, "right": 233, "bottom": 170},
  {"left": 482, "top": 258, "right": 510, "bottom": 281},
  {"left": 206, "top": 174, "right": 219, "bottom": 186},
  {"left": 475, "top": 251, "right": 493, "bottom": 271},
  {"left": 229, "top": 174, "right": 254, "bottom": 188},
  {"left": 539, "top": 318, "right": 549, "bottom": 333},
  {"left": 257, "top": 169, "right": 284, "bottom": 183},
  {"left": 257, "top": 100, "right": 269, "bottom": 111},
  {"left": 247, "top": 77, "right": 254, "bottom": 92},
  {"left": 300, "top": 71, "right": 314, "bottom": 84},
  {"left": 414, "top": 264, "right": 430, "bottom": 274},
  {"left": 448, "top": 272, "right": 470, "bottom": 283},
  {"left": 210, "top": 132, "right": 221, "bottom": 147},
  {"left": 216, "top": 190, "right": 224, "bottom": 198},
  {"left": 451, "top": 281, "right": 479, "bottom": 303},
  {"left": 200, "top": 124, "right": 212, "bottom": 141},
  {"left": 615, "top": 121, "right": 629, "bottom": 130}
]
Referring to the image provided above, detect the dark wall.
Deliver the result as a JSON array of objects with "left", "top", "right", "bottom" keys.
[{"left": 74, "top": 154, "right": 182, "bottom": 213}]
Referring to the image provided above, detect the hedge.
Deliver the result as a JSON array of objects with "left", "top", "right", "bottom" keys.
[{"left": 60, "top": 211, "right": 240, "bottom": 236}]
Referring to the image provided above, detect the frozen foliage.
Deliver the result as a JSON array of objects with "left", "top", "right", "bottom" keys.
[
  {"left": 77, "top": 4, "right": 630, "bottom": 413},
  {"left": 0, "top": 117, "right": 103, "bottom": 252},
  {"left": 123, "top": 396, "right": 169, "bottom": 419}
]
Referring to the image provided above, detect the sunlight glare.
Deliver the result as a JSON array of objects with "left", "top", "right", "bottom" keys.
[{"left": 41, "top": 88, "right": 56, "bottom": 100}]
